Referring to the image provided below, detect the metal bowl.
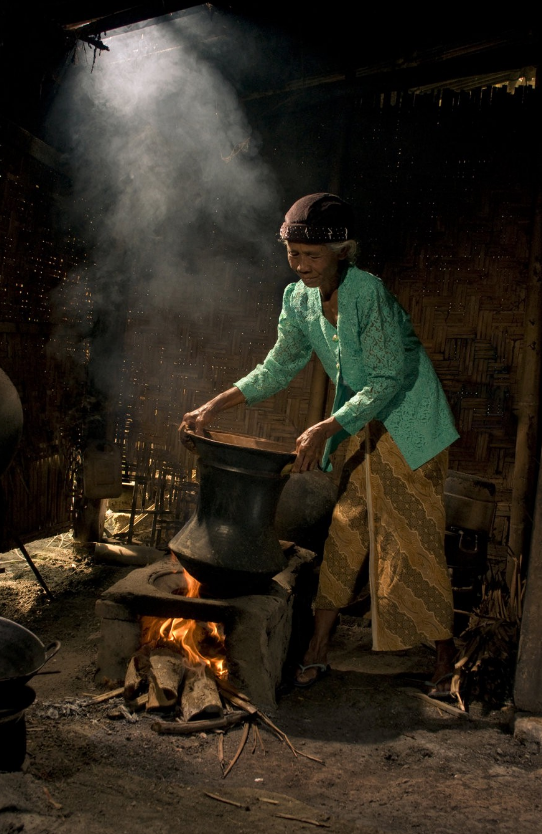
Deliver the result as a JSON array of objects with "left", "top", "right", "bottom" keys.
[{"left": 0, "top": 617, "right": 60, "bottom": 692}]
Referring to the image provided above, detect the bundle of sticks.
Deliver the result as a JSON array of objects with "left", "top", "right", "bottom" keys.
[{"left": 453, "top": 555, "right": 525, "bottom": 710}]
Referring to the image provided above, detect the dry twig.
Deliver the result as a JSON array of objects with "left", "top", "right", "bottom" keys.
[
  {"left": 217, "top": 732, "right": 225, "bottom": 772},
  {"left": 252, "top": 723, "right": 265, "bottom": 754},
  {"left": 217, "top": 679, "right": 324, "bottom": 765},
  {"left": 42, "top": 787, "right": 62, "bottom": 810},
  {"left": 408, "top": 691, "right": 473, "bottom": 719},
  {"left": 222, "top": 720, "right": 250, "bottom": 778},
  {"left": 276, "top": 812, "right": 331, "bottom": 828},
  {"left": 204, "top": 792, "right": 244, "bottom": 808},
  {"left": 90, "top": 687, "right": 124, "bottom": 704}
]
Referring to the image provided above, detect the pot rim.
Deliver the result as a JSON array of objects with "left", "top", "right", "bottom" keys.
[{"left": 188, "top": 429, "right": 296, "bottom": 458}]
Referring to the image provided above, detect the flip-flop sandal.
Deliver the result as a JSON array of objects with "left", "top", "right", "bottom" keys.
[{"left": 293, "top": 663, "right": 330, "bottom": 689}]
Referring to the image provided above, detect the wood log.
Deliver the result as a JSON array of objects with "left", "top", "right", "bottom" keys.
[
  {"left": 151, "top": 712, "right": 248, "bottom": 735},
  {"left": 508, "top": 184, "right": 542, "bottom": 578},
  {"left": 146, "top": 648, "right": 185, "bottom": 710},
  {"left": 181, "top": 666, "right": 224, "bottom": 721},
  {"left": 124, "top": 655, "right": 144, "bottom": 701},
  {"left": 93, "top": 542, "right": 166, "bottom": 566},
  {"left": 124, "top": 647, "right": 151, "bottom": 701}
]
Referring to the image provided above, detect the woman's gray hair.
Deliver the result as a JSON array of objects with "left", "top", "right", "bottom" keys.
[{"left": 327, "top": 240, "right": 358, "bottom": 264}]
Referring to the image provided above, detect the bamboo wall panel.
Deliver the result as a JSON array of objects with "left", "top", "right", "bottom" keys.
[
  {"left": 0, "top": 124, "right": 87, "bottom": 545},
  {"left": 382, "top": 206, "right": 527, "bottom": 547}
]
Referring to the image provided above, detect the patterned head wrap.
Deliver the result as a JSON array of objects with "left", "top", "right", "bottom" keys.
[{"left": 279, "top": 193, "right": 354, "bottom": 242}]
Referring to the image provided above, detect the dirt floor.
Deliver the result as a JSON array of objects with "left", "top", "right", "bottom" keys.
[{"left": 1, "top": 533, "right": 541, "bottom": 834}]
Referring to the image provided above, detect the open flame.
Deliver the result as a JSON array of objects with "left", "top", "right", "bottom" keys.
[{"left": 140, "top": 568, "right": 227, "bottom": 679}]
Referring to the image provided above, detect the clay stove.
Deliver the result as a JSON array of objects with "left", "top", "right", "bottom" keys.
[
  {"left": 96, "top": 429, "right": 319, "bottom": 710},
  {"left": 95, "top": 546, "right": 316, "bottom": 710}
]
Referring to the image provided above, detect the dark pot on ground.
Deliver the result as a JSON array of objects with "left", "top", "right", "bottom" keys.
[{"left": 0, "top": 685, "right": 35, "bottom": 771}]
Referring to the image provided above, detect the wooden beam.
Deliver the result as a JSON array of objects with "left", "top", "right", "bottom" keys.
[{"left": 508, "top": 182, "right": 542, "bottom": 577}]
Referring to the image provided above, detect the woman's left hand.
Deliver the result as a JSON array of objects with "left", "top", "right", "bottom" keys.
[{"left": 292, "top": 417, "right": 342, "bottom": 473}]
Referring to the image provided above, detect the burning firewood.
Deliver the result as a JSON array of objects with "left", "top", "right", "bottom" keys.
[
  {"left": 181, "top": 666, "right": 224, "bottom": 721},
  {"left": 124, "top": 654, "right": 146, "bottom": 701},
  {"left": 146, "top": 648, "right": 186, "bottom": 710}
]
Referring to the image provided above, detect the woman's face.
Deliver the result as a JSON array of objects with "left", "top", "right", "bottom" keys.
[{"left": 286, "top": 242, "right": 345, "bottom": 291}]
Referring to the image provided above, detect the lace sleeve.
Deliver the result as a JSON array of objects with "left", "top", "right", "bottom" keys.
[
  {"left": 333, "top": 281, "right": 406, "bottom": 435},
  {"left": 235, "top": 283, "right": 313, "bottom": 406}
]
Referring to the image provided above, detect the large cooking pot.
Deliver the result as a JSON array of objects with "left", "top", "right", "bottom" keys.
[
  {"left": 0, "top": 617, "right": 61, "bottom": 693},
  {"left": 169, "top": 430, "right": 295, "bottom": 595}
]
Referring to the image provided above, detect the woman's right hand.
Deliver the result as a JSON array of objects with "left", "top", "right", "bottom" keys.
[
  {"left": 178, "top": 402, "right": 215, "bottom": 450},
  {"left": 178, "top": 387, "right": 247, "bottom": 451}
]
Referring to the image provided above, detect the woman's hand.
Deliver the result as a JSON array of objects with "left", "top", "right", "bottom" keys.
[
  {"left": 292, "top": 417, "right": 342, "bottom": 473},
  {"left": 178, "top": 403, "right": 214, "bottom": 450},
  {"left": 179, "top": 402, "right": 215, "bottom": 436},
  {"left": 178, "top": 387, "right": 247, "bottom": 451}
]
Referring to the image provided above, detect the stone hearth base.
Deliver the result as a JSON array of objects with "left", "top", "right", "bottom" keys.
[{"left": 95, "top": 545, "right": 317, "bottom": 711}]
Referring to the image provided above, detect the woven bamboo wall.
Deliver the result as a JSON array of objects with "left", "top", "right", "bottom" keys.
[
  {"left": 382, "top": 200, "right": 527, "bottom": 548},
  {"left": 0, "top": 122, "right": 88, "bottom": 545}
]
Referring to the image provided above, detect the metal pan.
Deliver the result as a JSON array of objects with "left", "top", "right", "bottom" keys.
[{"left": 0, "top": 616, "right": 61, "bottom": 691}]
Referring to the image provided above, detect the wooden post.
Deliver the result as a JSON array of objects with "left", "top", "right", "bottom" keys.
[
  {"left": 508, "top": 184, "right": 542, "bottom": 581},
  {"left": 514, "top": 437, "right": 542, "bottom": 712}
]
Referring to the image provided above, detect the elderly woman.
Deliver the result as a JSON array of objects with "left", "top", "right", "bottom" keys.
[{"left": 180, "top": 193, "right": 459, "bottom": 696}]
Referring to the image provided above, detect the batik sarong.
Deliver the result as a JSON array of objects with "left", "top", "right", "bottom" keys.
[{"left": 316, "top": 421, "right": 454, "bottom": 651}]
